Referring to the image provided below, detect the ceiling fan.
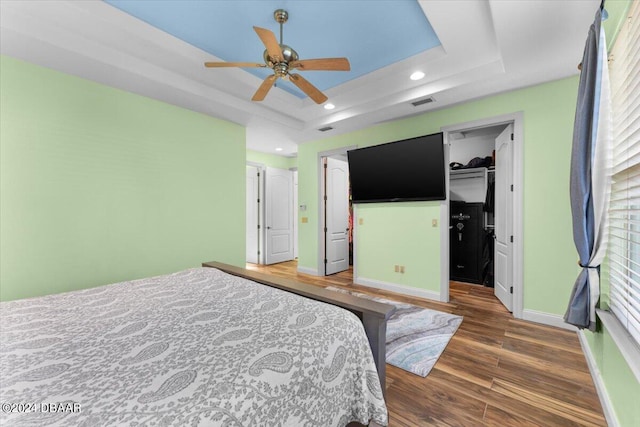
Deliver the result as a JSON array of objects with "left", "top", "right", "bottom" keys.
[{"left": 204, "top": 9, "right": 350, "bottom": 104}]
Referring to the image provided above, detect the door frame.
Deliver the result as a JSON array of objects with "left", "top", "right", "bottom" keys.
[
  {"left": 246, "top": 161, "right": 265, "bottom": 265},
  {"left": 440, "top": 112, "right": 524, "bottom": 319},
  {"left": 291, "top": 168, "right": 298, "bottom": 259},
  {"left": 317, "top": 146, "right": 358, "bottom": 276}
]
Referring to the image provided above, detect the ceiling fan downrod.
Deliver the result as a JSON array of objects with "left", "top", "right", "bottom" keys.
[
  {"left": 268, "top": 9, "right": 298, "bottom": 78},
  {"left": 274, "top": 9, "right": 288, "bottom": 45}
]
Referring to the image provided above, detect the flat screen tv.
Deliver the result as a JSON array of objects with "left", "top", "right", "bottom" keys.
[{"left": 347, "top": 133, "right": 445, "bottom": 203}]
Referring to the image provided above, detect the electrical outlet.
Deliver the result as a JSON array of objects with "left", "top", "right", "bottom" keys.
[
  {"left": 301, "top": 217, "right": 308, "bottom": 223},
  {"left": 400, "top": 266, "right": 405, "bottom": 274},
  {"left": 432, "top": 219, "right": 438, "bottom": 227}
]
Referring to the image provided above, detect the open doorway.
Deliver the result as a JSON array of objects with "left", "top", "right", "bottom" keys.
[
  {"left": 317, "top": 146, "right": 357, "bottom": 276},
  {"left": 448, "top": 124, "right": 512, "bottom": 309},
  {"left": 323, "top": 156, "right": 350, "bottom": 275},
  {"left": 441, "top": 113, "right": 524, "bottom": 318}
]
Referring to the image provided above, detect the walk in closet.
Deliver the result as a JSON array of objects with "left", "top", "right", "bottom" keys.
[{"left": 448, "top": 125, "right": 506, "bottom": 286}]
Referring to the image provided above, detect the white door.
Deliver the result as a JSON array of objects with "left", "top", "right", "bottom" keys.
[
  {"left": 325, "top": 157, "right": 350, "bottom": 275},
  {"left": 494, "top": 124, "right": 514, "bottom": 311},
  {"left": 265, "top": 167, "right": 294, "bottom": 265},
  {"left": 246, "top": 166, "right": 260, "bottom": 264}
]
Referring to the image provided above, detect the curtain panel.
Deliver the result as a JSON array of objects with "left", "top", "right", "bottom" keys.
[{"left": 564, "top": 5, "right": 613, "bottom": 330}]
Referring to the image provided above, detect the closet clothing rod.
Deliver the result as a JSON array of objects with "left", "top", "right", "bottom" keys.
[{"left": 450, "top": 175, "right": 484, "bottom": 180}]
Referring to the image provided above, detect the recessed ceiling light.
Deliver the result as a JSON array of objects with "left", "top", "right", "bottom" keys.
[
  {"left": 410, "top": 71, "right": 425, "bottom": 81},
  {"left": 275, "top": 147, "right": 283, "bottom": 152},
  {"left": 324, "top": 103, "right": 335, "bottom": 110}
]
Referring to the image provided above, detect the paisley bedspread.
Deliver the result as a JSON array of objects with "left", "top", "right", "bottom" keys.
[{"left": 0, "top": 267, "right": 388, "bottom": 426}]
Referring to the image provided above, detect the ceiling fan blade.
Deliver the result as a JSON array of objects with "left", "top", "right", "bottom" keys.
[
  {"left": 289, "top": 73, "right": 328, "bottom": 104},
  {"left": 252, "top": 75, "right": 277, "bottom": 101},
  {"left": 253, "top": 26, "right": 283, "bottom": 62},
  {"left": 290, "top": 58, "right": 351, "bottom": 71},
  {"left": 205, "top": 62, "right": 265, "bottom": 68}
]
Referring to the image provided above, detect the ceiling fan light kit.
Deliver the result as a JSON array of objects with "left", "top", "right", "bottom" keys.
[{"left": 204, "top": 9, "right": 350, "bottom": 104}]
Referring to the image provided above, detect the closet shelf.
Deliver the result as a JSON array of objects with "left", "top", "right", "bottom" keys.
[
  {"left": 449, "top": 166, "right": 494, "bottom": 229},
  {"left": 450, "top": 167, "right": 488, "bottom": 180}
]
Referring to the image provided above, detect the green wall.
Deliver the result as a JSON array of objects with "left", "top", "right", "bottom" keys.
[
  {"left": 298, "top": 76, "right": 579, "bottom": 308},
  {"left": 0, "top": 56, "right": 246, "bottom": 301},
  {"left": 247, "top": 149, "right": 297, "bottom": 170},
  {"left": 355, "top": 202, "right": 441, "bottom": 291},
  {"left": 603, "top": 0, "right": 633, "bottom": 49}
]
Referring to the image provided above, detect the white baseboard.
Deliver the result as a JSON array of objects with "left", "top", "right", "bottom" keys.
[
  {"left": 521, "top": 309, "right": 577, "bottom": 331},
  {"left": 354, "top": 276, "right": 441, "bottom": 301},
  {"left": 577, "top": 330, "right": 619, "bottom": 427},
  {"left": 296, "top": 266, "right": 319, "bottom": 276}
]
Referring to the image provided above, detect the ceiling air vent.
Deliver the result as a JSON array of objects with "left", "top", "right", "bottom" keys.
[
  {"left": 318, "top": 126, "right": 334, "bottom": 132},
  {"left": 411, "top": 97, "right": 434, "bottom": 107}
]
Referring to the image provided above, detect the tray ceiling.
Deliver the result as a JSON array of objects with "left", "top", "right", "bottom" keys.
[{"left": 0, "top": 0, "right": 600, "bottom": 155}]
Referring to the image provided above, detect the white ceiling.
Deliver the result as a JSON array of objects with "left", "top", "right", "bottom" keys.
[{"left": 0, "top": 0, "right": 599, "bottom": 157}]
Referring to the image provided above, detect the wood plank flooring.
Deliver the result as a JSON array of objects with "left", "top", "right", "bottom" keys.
[{"left": 247, "top": 261, "right": 606, "bottom": 427}]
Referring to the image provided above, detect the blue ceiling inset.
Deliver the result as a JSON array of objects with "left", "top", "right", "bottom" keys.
[{"left": 104, "top": 0, "right": 441, "bottom": 98}]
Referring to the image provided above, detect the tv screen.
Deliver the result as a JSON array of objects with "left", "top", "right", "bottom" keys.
[{"left": 347, "top": 133, "right": 445, "bottom": 203}]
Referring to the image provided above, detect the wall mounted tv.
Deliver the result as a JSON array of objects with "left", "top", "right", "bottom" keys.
[{"left": 347, "top": 132, "right": 446, "bottom": 203}]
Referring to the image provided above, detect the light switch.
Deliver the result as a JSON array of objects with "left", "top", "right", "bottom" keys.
[
  {"left": 359, "top": 218, "right": 364, "bottom": 225},
  {"left": 432, "top": 219, "right": 438, "bottom": 227}
]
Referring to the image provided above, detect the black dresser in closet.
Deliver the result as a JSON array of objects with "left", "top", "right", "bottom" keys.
[{"left": 450, "top": 201, "right": 484, "bottom": 284}]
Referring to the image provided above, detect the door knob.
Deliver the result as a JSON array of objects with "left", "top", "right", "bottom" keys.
[{"left": 456, "top": 222, "right": 464, "bottom": 241}]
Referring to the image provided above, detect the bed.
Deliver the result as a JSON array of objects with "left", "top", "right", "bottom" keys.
[{"left": 0, "top": 264, "right": 391, "bottom": 426}]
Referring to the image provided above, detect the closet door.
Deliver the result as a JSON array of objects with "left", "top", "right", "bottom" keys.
[
  {"left": 494, "top": 125, "right": 514, "bottom": 312},
  {"left": 265, "top": 167, "right": 294, "bottom": 265}
]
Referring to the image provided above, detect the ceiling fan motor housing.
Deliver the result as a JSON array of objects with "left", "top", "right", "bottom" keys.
[
  {"left": 262, "top": 45, "right": 298, "bottom": 64},
  {"left": 263, "top": 45, "right": 298, "bottom": 77}
]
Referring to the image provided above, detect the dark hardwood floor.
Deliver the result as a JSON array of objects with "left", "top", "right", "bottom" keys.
[{"left": 247, "top": 261, "right": 606, "bottom": 427}]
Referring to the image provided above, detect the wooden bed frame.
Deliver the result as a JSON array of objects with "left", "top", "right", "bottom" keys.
[{"left": 202, "top": 261, "right": 396, "bottom": 393}]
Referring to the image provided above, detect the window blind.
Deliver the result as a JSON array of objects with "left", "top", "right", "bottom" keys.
[{"left": 607, "top": 0, "right": 640, "bottom": 347}]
